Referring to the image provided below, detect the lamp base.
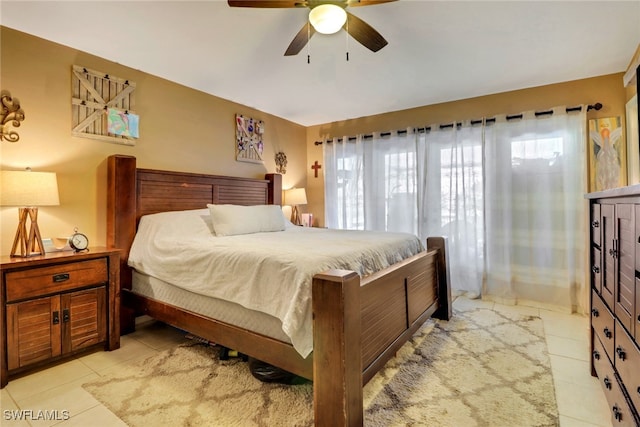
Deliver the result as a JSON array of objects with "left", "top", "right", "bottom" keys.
[
  {"left": 10, "top": 207, "right": 45, "bottom": 257},
  {"left": 291, "top": 205, "right": 302, "bottom": 226}
]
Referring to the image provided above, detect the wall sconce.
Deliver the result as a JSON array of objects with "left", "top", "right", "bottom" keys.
[
  {"left": 285, "top": 187, "right": 307, "bottom": 226},
  {"left": 1, "top": 169, "right": 60, "bottom": 257},
  {"left": 1, "top": 90, "right": 26, "bottom": 143}
]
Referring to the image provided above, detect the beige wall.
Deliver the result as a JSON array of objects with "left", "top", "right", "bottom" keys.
[
  {"left": 0, "top": 27, "right": 307, "bottom": 255},
  {"left": 306, "top": 73, "right": 628, "bottom": 227}
]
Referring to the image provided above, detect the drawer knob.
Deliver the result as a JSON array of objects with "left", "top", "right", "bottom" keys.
[
  {"left": 616, "top": 346, "right": 626, "bottom": 361},
  {"left": 592, "top": 265, "right": 600, "bottom": 274},
  {"left": 604, "top": 377, "right": 612, "bottom": 390},
  {"left": 53, "top": 273, "right": 70, "bottom": 283},
  {"left": 593, "top": 350, "right": 601, "bottom": 360},
  {"left": 592, "top": 220, "right": 600, "bottom": 228},
  {"left": 62, "top": 309, "right": 70, "bottom": 323},
  {"left": 604, "top": 327, "right": 612, "bottom": 339},
  {"left": 592, "top": 308, "right": 600, "bottom": 318},
  {"left": 52, "top": 311, "right": 59, "bottom": 325}
]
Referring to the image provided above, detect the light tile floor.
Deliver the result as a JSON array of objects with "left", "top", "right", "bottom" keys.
[{"left": 0, "top": 297, "right": 613, "bottom": 427}]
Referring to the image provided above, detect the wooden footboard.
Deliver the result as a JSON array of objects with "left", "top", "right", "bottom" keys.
[
  {"left": 106, "top": 154, "right": 452, "bottom": 427},
  {"left": 312, "top": 238, "right": 450, "bottom": 426}
]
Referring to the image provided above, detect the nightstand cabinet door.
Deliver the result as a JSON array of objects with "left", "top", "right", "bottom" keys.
[
  {"left": 6, "top": 296, "right": 62, "bottom": 370},
  {"left": 62, "top": 287, "right": 107, "bottom": 353}
]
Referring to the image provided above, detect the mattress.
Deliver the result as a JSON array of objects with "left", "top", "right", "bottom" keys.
[{"left": 132, "top": 271, "right": 291, "bottom": 343}]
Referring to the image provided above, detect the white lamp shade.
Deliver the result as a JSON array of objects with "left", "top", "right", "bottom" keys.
[
  {"left": 1, "top": 170, "right": 60, "bottom": 206},
  {"left": 309, "top": 4, "right": 347, "bottom": 35},
  {"left": 285, "top": 187, "right": 307, "bottom": 206}
]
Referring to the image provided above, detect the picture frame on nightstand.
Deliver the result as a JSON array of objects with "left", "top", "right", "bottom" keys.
[{"left": 301, "top": 213, "right": 313, "bottom": 227}]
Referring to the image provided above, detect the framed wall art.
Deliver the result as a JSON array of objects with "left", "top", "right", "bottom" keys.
[
  {"left": 589, "top": 116, "right": 626, "bottom": 191},
  {"left": 235, "top": 114, "right": 264, "bottom": 164},
  {"left": 71, "top": 65, "right": 138, "bottom": 145}
]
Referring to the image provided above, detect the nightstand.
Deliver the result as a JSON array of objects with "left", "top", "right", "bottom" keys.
[{"left": 0, "top": 247, "right": 120, "bottom": 388}]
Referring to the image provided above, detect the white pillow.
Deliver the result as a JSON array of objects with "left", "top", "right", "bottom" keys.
[{"left": 207, "top": 204, "right": 286, "bottom": 236}]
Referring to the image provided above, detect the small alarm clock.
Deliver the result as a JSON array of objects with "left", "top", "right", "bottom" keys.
[{"left": 69, "top": 228, "right": 89, "bottom": 252}]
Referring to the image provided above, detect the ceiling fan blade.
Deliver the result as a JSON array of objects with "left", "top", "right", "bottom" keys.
[
  {"left": 284, "top": 22, "right": 316, "bottom": 56},
  {"left": 345, "top": 11, "right": 388, "bottom": 52},
  {"left": 346, "top": 0, "right": 397, "bottom": 6},
  {"left": 228, "top": 0, "right": 305, "bottom": 8}
]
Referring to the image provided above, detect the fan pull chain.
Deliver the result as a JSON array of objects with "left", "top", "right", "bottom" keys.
[
  {"left": 345, "top": 17, "right": 350, "bottom": 61},
  {"left": 307, "top": 22, "right": 311, "bottom": 64}
]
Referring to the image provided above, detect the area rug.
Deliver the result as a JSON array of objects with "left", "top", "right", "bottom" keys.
[{"left": 83, "top": 304, "right": 559, "bottom": 426}]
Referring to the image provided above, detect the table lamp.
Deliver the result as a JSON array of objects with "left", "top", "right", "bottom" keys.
[
  {"left": 285, "top": 187, "right": 307, "bottom": 226},
  {"left": 1, "top": 169, "right": 60, "bottom": 257}
]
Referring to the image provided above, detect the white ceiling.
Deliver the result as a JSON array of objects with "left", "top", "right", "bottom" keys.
[{"left": 2, "top": 1, "right": 639, "bottom": 126}]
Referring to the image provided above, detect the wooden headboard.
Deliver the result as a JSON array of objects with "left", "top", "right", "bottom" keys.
[{"left": 106, "top": 155, "right": 282, "bottom": 330}]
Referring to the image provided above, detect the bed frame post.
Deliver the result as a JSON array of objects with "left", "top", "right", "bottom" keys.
[
  {"left": 265, "top": 173, "right": 282, "bottom": 205},
  {"left": 312, "top": 270, "right": 362, "bottom": 427},
  {"left": 107, "top": 155, "right": 137, "bottom": 334},
  {"left": 427, "top": 236, "right": 452, "bottom": 320}
]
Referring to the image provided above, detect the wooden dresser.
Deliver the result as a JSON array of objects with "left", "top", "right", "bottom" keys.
[
  {"left": 0, "top": 248, "right": 120, "bottom": 388},
  {"left": 587, "top": 186, "right": 640, "bottom": 426}
]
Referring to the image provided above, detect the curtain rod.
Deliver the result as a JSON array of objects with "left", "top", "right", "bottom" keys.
[{"left": 313, "top": 102, "right": 602, "bottom": 145}]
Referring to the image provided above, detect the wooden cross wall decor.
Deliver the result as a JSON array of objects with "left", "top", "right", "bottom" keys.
[
  {"left": 71, "top": 65, "right": 137, "bottom": 145},
  {"left": 311, "top": 161, "right": 322, "bottom": 178}
]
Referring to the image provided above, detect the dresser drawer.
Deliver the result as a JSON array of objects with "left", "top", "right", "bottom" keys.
[
  {"left": 592, "top": 247, "right": 602, "bottom": 294},
  {"left": 593, "top": 333, "right": 613, "bottom": 375},
  {"left": 592, "top": 290, "right": 615, "bottom": 360},
  {"left": 593, "top": 339, "right": 637, "bottom": 427},
  {"left": 5, "top": 258, "right": 108, "bottom": 302},
  {"left": 615, "top": 320, "right": 640, "bottom": 413},
  {"left": 592, "top": 203, "right": 601, "bottom": 247}
]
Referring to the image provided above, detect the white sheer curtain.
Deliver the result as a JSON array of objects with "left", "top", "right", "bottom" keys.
[
  {"left": 323, "top": 107, "right": 587, "bottom": 312},
  {"left": 419, "top": 123, "right": 484, "bottom": 298},
  {"left": 324, "top": 130, "right": 418, "bottom": 233},
  {"left": 483, "top": 108, "right": 587, "bottom": 310},
  {"left": 324, "top": 135, "right": 364, "bottom": 230}
]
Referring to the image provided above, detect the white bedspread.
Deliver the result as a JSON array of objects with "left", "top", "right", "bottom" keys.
[{"left": 128, "top": 209, "right": 424, "bottom": 358}]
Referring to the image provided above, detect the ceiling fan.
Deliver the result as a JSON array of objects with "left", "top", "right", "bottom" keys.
[{"left": 227, "top": 0, "right": 397, "bottom": 56}]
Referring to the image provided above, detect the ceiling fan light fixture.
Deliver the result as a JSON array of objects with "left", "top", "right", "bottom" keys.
[{"left": 308, "top": 4, "right": 347, "bottom": 34}]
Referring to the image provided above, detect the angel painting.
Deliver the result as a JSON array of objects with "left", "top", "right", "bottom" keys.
[{"left": 589, "top": 117, "right": 625, "bottom": 191}]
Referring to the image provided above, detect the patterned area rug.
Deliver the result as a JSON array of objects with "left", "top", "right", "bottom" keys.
[{"left": 83, "top": 303, "right": 558, "bottom": 426}]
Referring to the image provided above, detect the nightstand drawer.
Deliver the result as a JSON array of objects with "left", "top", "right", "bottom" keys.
[{"left": 5, "top": 258, "right": 108, "bottom": 302}]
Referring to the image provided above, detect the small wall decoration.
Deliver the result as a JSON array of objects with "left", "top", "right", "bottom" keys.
[
  {"left": 0, "top": 90, "right": 25, "bottom": 143},
  {"left": 311, "top": 160, "right": 322, "bottom": 178},
  {"left": 71, "top": 65, "right": 137, "bottom": 145},
  {"left": 107, "top": 108, "right": 139, "bottom": 138},
  {"left": 275, "top": 151, "right": 287, "bottom": 174},
  {"left": 589, "top": 116, "right": 626, "bottom": 191},
  {"left": 236, "top": 114, "right": 264, "bottom": 163}
]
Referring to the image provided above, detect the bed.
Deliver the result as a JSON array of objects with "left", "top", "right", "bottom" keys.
[{"left": 106, "top": 154, "right": 452, "bottom": 426}]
